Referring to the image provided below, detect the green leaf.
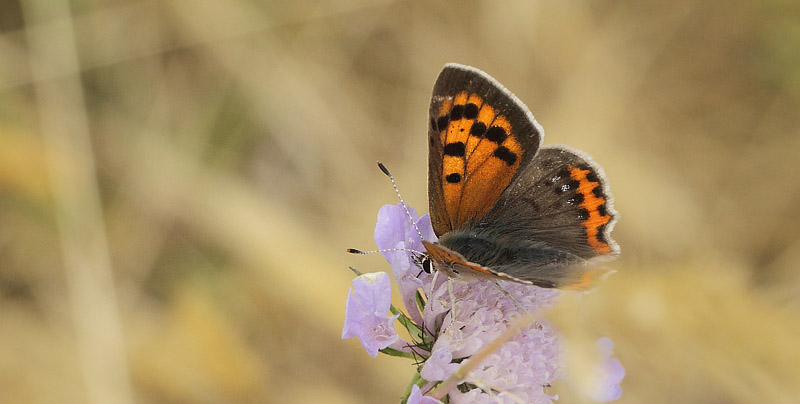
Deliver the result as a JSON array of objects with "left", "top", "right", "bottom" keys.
[
  {"left": 379, "top": 347, "right": 417, "bottom": 359},
  {"left": 390, "top": 304, "right": 422, "bottom": 341}
]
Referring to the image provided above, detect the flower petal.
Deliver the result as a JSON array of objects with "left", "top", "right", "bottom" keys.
[
  {"left": 420, "top": 347, "right": 459, "bottom": 382},
  {"left": 407, "top": 385, "right": 443, "bottom": 404},
  {"left": 342, "top": 272, "right": 400, "bottom": 357},
  {"left": 587, "top": 337, "right": 625, "bottom": 402},
  {"left": 374, "top": 204, "right": 437, "bottom": 324}
]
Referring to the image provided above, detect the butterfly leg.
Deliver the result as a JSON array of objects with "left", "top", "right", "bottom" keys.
[
  {"left": 492, "top": 282, "right": 544, "bottom": 331},
  {"left": 493, "top": 281, "right": 523, "bottom": 312},
  {"left": 429, "top": 268, "right": 441, "bottom": 297},
  {"left": 425, "top": 270, "right": 448, "bottom": 335},
  {"left": 446, "top": 278, "right": 457, "bottom": 330}
]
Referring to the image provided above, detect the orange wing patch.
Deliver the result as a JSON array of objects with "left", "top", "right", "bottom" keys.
[
  {"left": 437, "top": 92, "right": 467, "bottom": 223},
  {"left": 569, "top": 166, "right": 613, "bottom": 254},
  {"left": 434, "top": 93, "right": 524, "bottom": 227},
  {"left": 465, "top": 102, "right": 496, "bottom": 156}
]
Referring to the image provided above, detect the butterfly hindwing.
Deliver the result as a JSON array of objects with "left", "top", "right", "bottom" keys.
[
  {"left": 484, "top": 145, "right": 620, "bottom": 261},
  {"left": 428, "top": 64, "right": 543, "bottom": 237}
]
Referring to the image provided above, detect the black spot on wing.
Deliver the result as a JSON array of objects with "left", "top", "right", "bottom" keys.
[
  {"left": 469, "top": 122, "right": 487, "bottom": 137},
  {"left": 493, "top": 146, "right": 517, "bottom": 166},
  {"left": 558, "top": 180, "right": 580, "bottom": 194},
  {"left": 464, "top": 103, "right": 479, "bottom": 119},
  {"left": 450, "top": 105, "right": 464, "bottom": 121},
  {"left": 486, "top": 126, "right": 507, "bottom": 143},
  {"left": 598, "top": 202, "right": 608, "bottom": 217},
  {"left": 444, "top": 142, "right": 466, "bottom": 157},
  {"left": 595, "top": 224, "right": 609, "bottom": 243},
  {"left": 567, "top": 193, "right": 584, "bottom": 206},
  {"left": 437, "top": 116, "right": 450, "bottom": 131},
  {"left": 446, "top": 173, "right": 462, "bottom": 183},
  {"left": 585, "top": 169, "right": 600, "bottom": 184}
]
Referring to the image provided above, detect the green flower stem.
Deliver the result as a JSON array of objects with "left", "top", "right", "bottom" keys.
[
  {"left": 415, "top": 290, "right": 426, "bottom": 315},
  {"left": 400, "top": 372, "right": 427, "bottom": 403},
  {"left": 390, "top": 304, "right": 422, "bottom": 339}
]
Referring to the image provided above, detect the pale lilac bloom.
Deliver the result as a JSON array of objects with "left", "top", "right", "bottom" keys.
[
  {"left": 345, "top": 203, "right": 624, "bottom": 403},
  {"left": 419, "top": 276, "right": 562, "bottom": 404},
  {"left": 577, "top": 337, "right": 625, "bottom": 402},
  {"left": 374, "top": 204, "right": 436, "bottom": 325},
  {"left": 342, "top": 272, "right": 400, "bottom": 357},
  {"left": 407, "top": 385, "right": 443, "bottom": 404},
  {"left": 448, "top": 387, "right": 555, "bottom": 404},
  {"left": 374, "top": 203, "right": 563, "bottom": 403}
]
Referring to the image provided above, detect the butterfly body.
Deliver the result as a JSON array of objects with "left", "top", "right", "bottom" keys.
[
  {"left": 424, "top": 64, "right": 619, "bottom": 290},
  {"left": 423, "top": 236, "right": 580, "bottom": 288}
]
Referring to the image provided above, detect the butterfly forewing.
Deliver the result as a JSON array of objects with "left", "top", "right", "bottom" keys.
[{"left": 428, "top": 64, "right": 543, "bottom": 237}]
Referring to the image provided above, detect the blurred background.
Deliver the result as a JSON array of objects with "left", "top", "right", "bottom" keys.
[{"left": 1, "top": 0, "right": 799, "bottom": 403}]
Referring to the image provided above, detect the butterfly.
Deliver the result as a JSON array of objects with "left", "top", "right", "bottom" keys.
[{"left": 421, "top": 63, "right": 619, "bottom": 290}]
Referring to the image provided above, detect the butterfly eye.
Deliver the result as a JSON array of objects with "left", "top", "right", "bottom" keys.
[{"left": 422, "top": 257, "right": 433, "bottom": 274}]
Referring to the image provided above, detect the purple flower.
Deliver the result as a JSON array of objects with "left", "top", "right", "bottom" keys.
[
  {"left": 407, "top": 385, "right": 443, "bottom": 404},
  {"left": 374, "top": 203, "right": 563, "bottom": 403},
  {"left": 575, "top": 338, "right": 625, "bottom": 402},
  {"left": 418, "top": 278, "right": 562, "bottom": 404},
  {"left": 374, "top": 204, "right": 437, "bottom": 325},
  {"left": 342, "top": 272, "right": 400, "bottom": 357},
  {"left": 345, "top": 203, "right": 625, "bottom": 403}
]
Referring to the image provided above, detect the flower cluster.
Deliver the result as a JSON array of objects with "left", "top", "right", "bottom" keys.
[{"left": 343, "top": 204, "right": 624, "bottom": 403}]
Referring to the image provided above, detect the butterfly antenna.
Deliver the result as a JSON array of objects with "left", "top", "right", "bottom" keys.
[
  {"left": 347, "top": 247, "right": 426, "bottom": 256},
  {"left": 377, "top": 161, "right": 426, "bottom": 244}
]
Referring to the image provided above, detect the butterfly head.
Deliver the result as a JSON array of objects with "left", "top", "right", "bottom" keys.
[{"left": 411, "top": 253, "right": 435, "bottom": 276}]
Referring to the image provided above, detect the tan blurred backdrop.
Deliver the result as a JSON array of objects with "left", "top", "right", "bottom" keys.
[{"left": 1, "top": 0, "right": 799, "bottom": 403}]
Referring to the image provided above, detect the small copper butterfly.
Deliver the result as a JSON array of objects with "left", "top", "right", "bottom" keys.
[{"left": 421, "top": 63, "right": 619, "bottom": 290}]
